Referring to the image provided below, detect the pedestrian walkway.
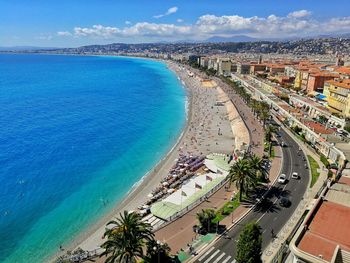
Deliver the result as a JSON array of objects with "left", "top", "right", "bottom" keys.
[{"left": 197, "top": 246, "right": 237, "bottom": 263}]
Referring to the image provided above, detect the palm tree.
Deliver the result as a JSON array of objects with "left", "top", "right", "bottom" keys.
[
  {"left": 258, "top": 110, "right": 270, "bottom": 127},
  {"left": 196, "top": 208, "right": 216, "bottom": 233},
  {"left": 101, "top": 211, "right": 154, "bottom": 263},
  {"left": 248, "top": 154, "right": 265, "bottom": 181},
  {"left": 265, "top": 125, "right": 278, "bottom": 157},
  {"left": 228, "top": 159, "right": 257, "bottom": 201}
]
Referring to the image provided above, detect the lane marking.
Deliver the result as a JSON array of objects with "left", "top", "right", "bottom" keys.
[
  {"left": 222, "top": 256, "right": 232, "bottom": 263},
  {"left": 204, "top": 250, "right": 220, "bottom": 263},
  {"left": 213, "top": 252, "right": 226, "bottom": 263},
  {"left": 199, "top": 247, "right": 215, "bottom": 261}
]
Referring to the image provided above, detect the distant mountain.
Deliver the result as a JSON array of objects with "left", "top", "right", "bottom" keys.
[{"left": 0, "top": 46, "right": 58, "bottom": 51}]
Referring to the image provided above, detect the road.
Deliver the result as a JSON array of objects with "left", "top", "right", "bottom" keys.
[{"left": 194, "top": 124, "right": 309, "bottom": 263}]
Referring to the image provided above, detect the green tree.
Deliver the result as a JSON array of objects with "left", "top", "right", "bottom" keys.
[
  {"left": 248, "top": 154, "right": 265, "bottom": 181},
  {"left": 265, "top": 125, "right": 278, "bottom": 157},
  {"left": 236, "top": 222, "right": 262, "bottom": 263},
  {"left": 101, "top": 211, "right": 154, "bottom": 263},
  {"left": 196, "top": 208, "right": 216, "bottom": 233},
  {"left": 228, "top": 159, "right": 257, "bottom": 201},
  {"left": 144, "top": 240, "right": 172, "bottom": 263},
  {"left": 258, "top": 110, "right": 270, "bottom": 127}
]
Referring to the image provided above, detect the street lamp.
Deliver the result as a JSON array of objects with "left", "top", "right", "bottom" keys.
[{"left": 153, "top": 240, "right": 163, "bottom": 263}]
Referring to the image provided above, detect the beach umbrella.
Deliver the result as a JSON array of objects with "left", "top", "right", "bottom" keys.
[{"left": 147, "top": 193, "right": 153, "bottom": 198}]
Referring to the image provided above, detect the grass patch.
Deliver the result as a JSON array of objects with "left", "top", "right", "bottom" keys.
[
  {"left": 308, "top": 155, "right": 320, "bottom": 187},
  {"left": 212, "top": 195, "right": 240, "bottom": 223},
  {"left": 270, "top": 144, "right": 275, "bottom": 159}
]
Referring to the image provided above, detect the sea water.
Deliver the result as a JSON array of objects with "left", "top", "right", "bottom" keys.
[{"left": 0, "top": 54, "right": 185, "bottom": 262}]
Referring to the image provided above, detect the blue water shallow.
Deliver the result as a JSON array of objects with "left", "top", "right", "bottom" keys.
[{"left": 0, "top": 54, "right": 185, "bottom": 262}]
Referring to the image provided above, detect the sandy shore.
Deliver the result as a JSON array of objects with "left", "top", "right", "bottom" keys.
[{"left": 54, "top": 60, "right": 244, "bottom": 261}]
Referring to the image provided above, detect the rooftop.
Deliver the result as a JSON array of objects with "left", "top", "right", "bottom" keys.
[
  {"left": 298, "top": 200, "right": 350, "bottom": 262},
  {"left": 303, "top": 121, "right": 334, "bottom": 135},
  {"left": 325, "top": 79, "right": 350, "bottom": 89}
]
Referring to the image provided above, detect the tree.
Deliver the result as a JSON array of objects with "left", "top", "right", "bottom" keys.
[
  {"left": 236, "top": 222, "right": 262, "bottom": 263},
  {"left": 101, "top": 211, "right": 154, "bottom": 263},
  {"left": 258, "top": 110, "right": 270, "bottom": 127},
  {"left": 228, "top": 159, "right": 257, "bottom": 201},
  {"left": 196, "top": 208, "right": 216, "bottom": 233},
  {"left": 248, "top": 154, "right": 265, "bottom": 181},
  {"left": 265, "top": 125, "right": 278, "bottom": 157},
  {"left": 144, "top": 240, "right": 172, "bottom": 263}
]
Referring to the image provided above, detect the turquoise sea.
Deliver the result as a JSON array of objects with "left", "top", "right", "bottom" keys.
[{"left": 0, "top": 54, "right": 186, "bottom": 262}]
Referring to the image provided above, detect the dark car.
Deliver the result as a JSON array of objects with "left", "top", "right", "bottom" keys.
[{"left": 279, "top": 197, "right": 291, "bottom": 207}]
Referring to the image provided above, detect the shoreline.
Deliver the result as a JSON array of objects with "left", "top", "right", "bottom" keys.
[{"left": 52, "top": 60, "right": 194, "bottom": 260}]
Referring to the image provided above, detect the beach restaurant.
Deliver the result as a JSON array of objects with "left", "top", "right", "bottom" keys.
[{"left": 150, "top": 154, "right": 230, "bottom": 221}]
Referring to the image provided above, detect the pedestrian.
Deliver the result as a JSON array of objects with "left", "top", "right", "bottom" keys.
[{"left": 271, "top": 229, "right": 274, "bottom": 238}]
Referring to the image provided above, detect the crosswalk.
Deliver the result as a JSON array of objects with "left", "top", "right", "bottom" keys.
[{"left": 197, "top": 246, "right": 236, "bottom": 263}]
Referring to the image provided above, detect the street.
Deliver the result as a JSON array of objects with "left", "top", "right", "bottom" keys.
[{"left": 194, "top": 124, "right": 309, "bottom": 263}]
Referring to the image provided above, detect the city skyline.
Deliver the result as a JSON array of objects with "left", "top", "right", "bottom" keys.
[{"left": 2, "top": 0, "right": 350, "bottom": 47}]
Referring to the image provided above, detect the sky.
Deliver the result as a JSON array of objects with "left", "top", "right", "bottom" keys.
[{"left": 1, "top": 0, "right": 350, "bottom": 47}]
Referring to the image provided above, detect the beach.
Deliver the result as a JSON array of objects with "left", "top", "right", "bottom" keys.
[{"left": 59, "top": 60, "right": 247, "bottom": 261}]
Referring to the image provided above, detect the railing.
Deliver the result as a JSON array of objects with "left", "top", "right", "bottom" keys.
[{"left": 155, "top": 179, "right": 228, "bottom": 231}]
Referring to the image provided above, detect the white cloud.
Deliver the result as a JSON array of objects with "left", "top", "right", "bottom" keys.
[
  {"left": 74, "top": 25, "right": 120, "bottom": 38},
  {"left": 153, "top": 6, "right": 178, "bottom": 19},
  {"left": 57, "top": 31, "right": 72, "bottom": 37},
  {"left": 287, "top": 10, "right": 312, "bottom": 19},
  {"left": 177, "top": 19, "right": 184, "bottom": 23},
  {"left": 125, "top": 21, "right": 131, "bottom": 25},
  {"left": 57, "top": 10, "right": 350, "bottom": 42}
]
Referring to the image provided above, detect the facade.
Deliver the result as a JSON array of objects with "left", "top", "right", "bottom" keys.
[
  {"left": 306, "top": 72, "right": 339, "bottom": 94},
  {"left": 324, "top": 79, "right": 350, "bottom": 117},
  {"left": 250, "top": 64, "right": 266, "bottom": 75},
  {"left": 199, "top": 57, "right": 209, "bottom": 68},
  {"left": 237, "top": 62, "right": 250, "bottom": 74},
  {"left": 218, "top": 59, "right": 232, "bottom": 76}
]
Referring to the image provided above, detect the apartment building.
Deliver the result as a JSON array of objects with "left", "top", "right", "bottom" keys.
[
  {"left": 324, "top": 79, "right": 350, "bottom": 117},
  {"left": 217, "top": 59, "right": 232, "bottom": 76}
]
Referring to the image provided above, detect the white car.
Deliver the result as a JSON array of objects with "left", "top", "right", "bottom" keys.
[
  {"left": 278, "top": 174, "right": 287, "bottom": 184},
  {"left": 291, "top": 172, "right": 299, "bottom": 179}
]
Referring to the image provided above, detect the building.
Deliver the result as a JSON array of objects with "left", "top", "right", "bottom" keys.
[
  {"left": 290, "top": 180, "right": 350, "bottom": 263},
  {"left": 217, "top": 59, "right": 232, "bottom": 76},
  {"left": 237, "top": 62, "right": 250, "bottom": 74},
  {"left": 250, "top": 64, "right": 266, "bottom": 75},
  {"left": 266, "top": 64, "right": 285, "bottom": 76},
  {"left": 334, "top": 66, "right": 350, "bottom": 79},
  {"left": 306, "top": 72, "right": 339, "bottom": 94},
  {"left": 324, "top": 79, "right": 350, "bottom": 117},
  {"left": 200, "top": 57, "right": 209, "bottom": 68}
]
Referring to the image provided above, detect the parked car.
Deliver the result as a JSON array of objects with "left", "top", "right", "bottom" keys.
[
  {"left": 291, "top": 172, "right": 299, "bottom": 179},
  {"left": 278, "top": 174, "right": 287, "bottom": 184},
  {"left": 279, "top": 197, "right": 291, "bottom": 207}
]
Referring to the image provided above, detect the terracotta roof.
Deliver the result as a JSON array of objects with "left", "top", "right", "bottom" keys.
[
  {"left": 298, "top": 201, "right": 350, "bottom": 262},
  {"left": 325, "top": 79, "right": 350, "bottom": 89},
  {"left": 335, "top": 66, "right": 350, "bottom": 75},
  {"left": 303, "top": 121, "right": 334, "bottom": 134}
]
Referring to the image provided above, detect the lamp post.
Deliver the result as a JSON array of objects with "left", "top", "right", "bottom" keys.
[{"left": 153, "top": 240, "right": 162, "bottom": 263}]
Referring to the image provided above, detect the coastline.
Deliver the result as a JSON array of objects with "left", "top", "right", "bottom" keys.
[{"left": 52, "top": 60, "right": 194, "bottom": 260}]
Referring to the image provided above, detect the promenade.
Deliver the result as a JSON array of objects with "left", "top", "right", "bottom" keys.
[{"left": 153, "top": 66, "right": 277, "bottom": 259}]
